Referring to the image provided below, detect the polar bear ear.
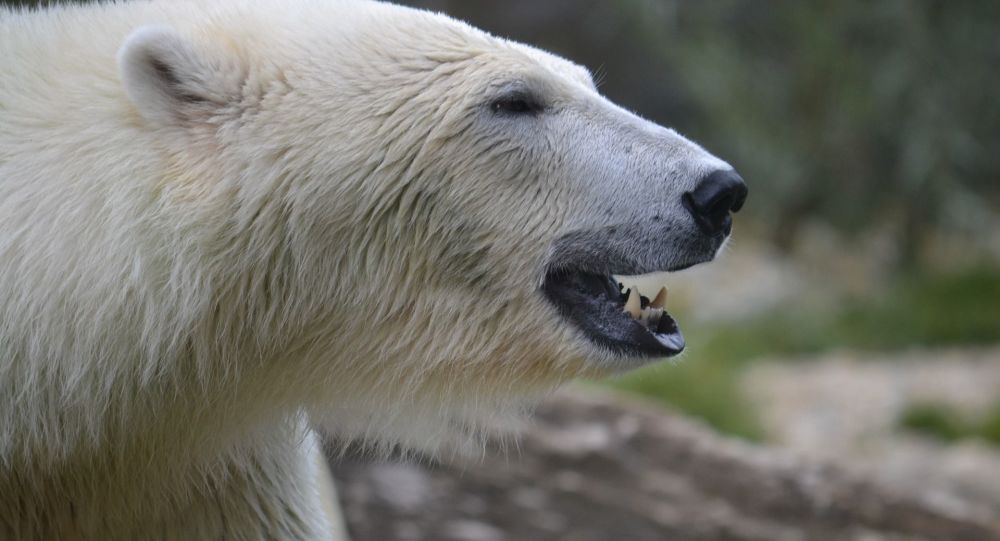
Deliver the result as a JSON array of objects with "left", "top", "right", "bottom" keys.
[{"left": 118, "top": 26, "right": 237, "bottom": 126}]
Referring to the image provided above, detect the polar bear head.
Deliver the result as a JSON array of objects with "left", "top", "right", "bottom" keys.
[{"left": 117, "top": 1, "right": 746, "bottom": 447}]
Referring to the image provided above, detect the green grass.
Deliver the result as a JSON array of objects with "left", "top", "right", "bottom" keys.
[
  {"left": 900, "top": 402, "right": 1000, "bottom": 446},
  {"left": 607, "top": 355, "right": 764, "bottom": 440},
  {"left": 607, "top": 264, "right": 1000, "bottom": 441}
]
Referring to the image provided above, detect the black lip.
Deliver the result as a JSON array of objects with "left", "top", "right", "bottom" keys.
[{"left": 541, "top": 271, "right": 685, "bottom": 358}]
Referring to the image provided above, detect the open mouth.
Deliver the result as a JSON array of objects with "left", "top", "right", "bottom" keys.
[{"left": 541, "top": 270, "right": 685, "bottom": 358}]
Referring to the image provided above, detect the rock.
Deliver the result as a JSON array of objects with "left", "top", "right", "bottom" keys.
[
  {"left": 329, "top": 389, "right": 1000, "bottom": 541},
  {"left": 744, "top": 347, "right": 1000, "bottom": 517}
]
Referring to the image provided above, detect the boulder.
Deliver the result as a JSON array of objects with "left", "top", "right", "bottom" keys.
[{"left": 330, "top": 390, "right": 1000, "bottom": 541}]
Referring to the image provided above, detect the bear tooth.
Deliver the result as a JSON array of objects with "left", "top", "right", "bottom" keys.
[
  {"left": 650, "top": 286, "right": 669, "bottom": 309},
  {"left": 624, "top": 288, "right": 641, "bottom": 319}
]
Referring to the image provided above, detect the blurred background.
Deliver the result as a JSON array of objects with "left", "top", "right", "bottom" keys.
[{"left": 7, "top": 0, "right": 998, "bottom": 537}]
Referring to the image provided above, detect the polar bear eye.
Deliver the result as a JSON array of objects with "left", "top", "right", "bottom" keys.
[{"left": 490, "top": 92, "right": 543, "bottom": 116}]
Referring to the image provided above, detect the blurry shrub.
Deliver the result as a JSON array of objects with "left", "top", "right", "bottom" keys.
[
  {"left": 608, "top": 355, "right": 764, "bottom": 441},
  {"left": 698, "top": 264, "right": 1000, "bottom": 362},
  {"left": 834, "top": 264, "right": 1000, "bottom": 348},
  {"left": 900, "top": 402, "right": 1000, "bottom": 446},
  {"left": 649, "top": 1, "right": 1000, "bottom": 257},
  {"left": 980, "top": 410, "right": 1000, "bottom": 444},
  {"left": 899, "top": 403, "right": 968, "bottom": 442}
]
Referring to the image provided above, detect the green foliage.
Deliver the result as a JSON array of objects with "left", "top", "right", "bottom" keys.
[
  {"left": 724, "top": 264, "right": 1000, "bottom": 357},
  {"left": 632, "top": 0, "right": 1000, "bottom": 255},
  {"left": 899, "top": 403, "right": 967, "bottom": 442},
  {"left": 834, "top": 265, "right": 1000, "bottom": 349},
  {"left": 609, "top": 355, "right": 764, "bottom": 441},
  {"left": 980, "top": 410, "right": 1000, "bottom": 444},
  {"left": 900, "top": 402, "right": 1000, "bottom": 446}
]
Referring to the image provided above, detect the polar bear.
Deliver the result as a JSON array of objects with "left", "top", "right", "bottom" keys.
[{"left": 0, "top": 0, "right": 746, "bottom": 538}]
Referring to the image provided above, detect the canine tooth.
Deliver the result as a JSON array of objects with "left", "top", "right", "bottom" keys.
[
  {"left": 650, "top": 286, "right": 669, "bottom": 309},
  {"left": 624, "top": 288, "right": 641, "bottom": 319}
]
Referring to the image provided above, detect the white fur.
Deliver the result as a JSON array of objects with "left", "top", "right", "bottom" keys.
[{"left": 0, "top": 0, "right": 728, "bottom": 538}]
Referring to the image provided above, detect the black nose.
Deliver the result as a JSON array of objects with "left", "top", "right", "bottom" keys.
[{"left": 683, "top": 169, "right": 748, "bottom": 236}]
